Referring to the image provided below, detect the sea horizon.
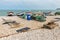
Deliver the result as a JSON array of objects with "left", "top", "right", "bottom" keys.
[{"left": 0, "top": 10, "right": 59, "bottom": 16}]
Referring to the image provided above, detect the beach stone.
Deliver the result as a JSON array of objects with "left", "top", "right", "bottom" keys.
[
  {"left": 0, "top": 16, "right": 60, "bottom": 40},
  {"left": 0, "top": 29, "right": 60, "bottom": 40}
]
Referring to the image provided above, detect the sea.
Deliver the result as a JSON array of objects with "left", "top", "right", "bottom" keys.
[
  {"left": 0, "top": 10, "right": 21, "bottom": 16},
  {"left": 0, "top": 10, "right": 60, "bottom": 16}
]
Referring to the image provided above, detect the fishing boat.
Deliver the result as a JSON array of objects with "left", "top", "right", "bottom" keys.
[{"left": 7, "top": 12, "right": 14, "bottom": 16}]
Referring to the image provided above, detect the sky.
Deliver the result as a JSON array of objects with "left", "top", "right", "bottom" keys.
[{"left": 0, "top": 0, "right": 60, "bottom": 10}]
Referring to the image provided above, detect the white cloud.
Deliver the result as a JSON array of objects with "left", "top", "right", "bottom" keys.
[
  {"left": 22, "top": 0, "right": 60, "bottom": 9},
  {"left": 0, "top": 0, "right": 60, "bottom": 10},
  {"left": 2, "top": 0, "right": 20, "bottom": 2}
]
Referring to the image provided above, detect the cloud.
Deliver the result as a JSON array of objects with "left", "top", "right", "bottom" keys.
[
  {"left": 1, "top": 0, "right": 20, "bottom": 2},
  {"left": 0, "top": 0, "right": 60, "bottom": 10},
  {"left": 23, "top": 0, "right": 60, "bottom": 9},
  {"left": 20, "top": 0, "right": 56, "bottom": 9}
]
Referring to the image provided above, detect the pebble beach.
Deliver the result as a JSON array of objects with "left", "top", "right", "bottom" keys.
[{"left": 0, "top": 16, "right": 60, "bottom": 40}]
